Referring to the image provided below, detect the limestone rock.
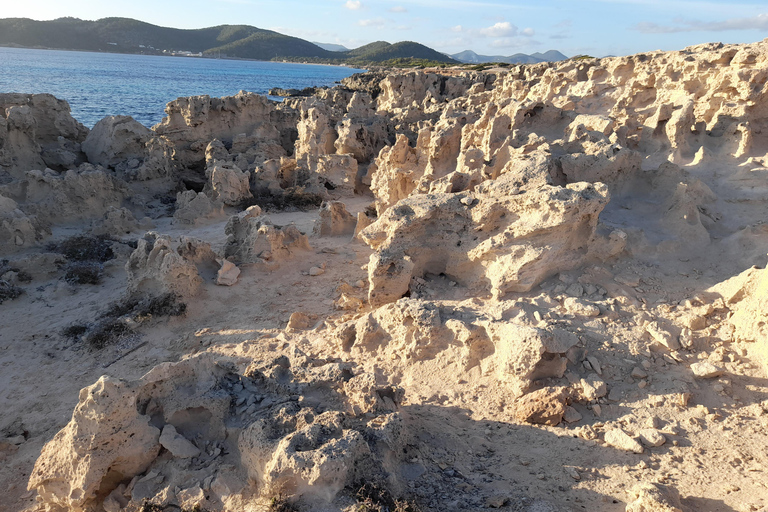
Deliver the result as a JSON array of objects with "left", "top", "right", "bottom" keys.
[
  {"left": 625, "top": 483, "right": 683, "bottom": 512},
  {"left": 638, "top": 428, "right": 666, "bottom": 447},
  {"left": 205, "top": 163, "right": 252, "bottom": 206},
  {"left": 514, "top": 387, "right": 568, "bottom": 426},
  {"left": 28, "top": 377, "right": 161, "bottom": 512},
  {"left": 216, "top": 259, "right": 241, "bottom": 286},
  {"left": 173, "top": 190, "right": 224, "bottom": 225},
  {"left": 82, "top": 115, "right": 174, "bottom": 181},
  {"left": 604, "top": 429, "right": 644, "bottom": 454},
  {"left": 0, "top": 93, "right": 87, "bottom": 180},
  {"left": 126, "top": 232, "right": 203, "bottom": 298},
  {"left": 313, "top": 201, "right": 356, "bottom": 237},
  {"left": 90, "top": 206, "right": 141, "bottom": 236},
  {"left": 225, "top": 214, "right": 311, "bottom": 264},
  {"left": 361, "top": 179, "right": 612, "bottom": 306},
  {"left": 159, "top": 424, "right": 200, "bottom": 458},
  {"left": 0, "top": 194, "right": 47, "bottom": 253},
  {"left": 690, "top": 361, "right": 724, "bottom": 379}
]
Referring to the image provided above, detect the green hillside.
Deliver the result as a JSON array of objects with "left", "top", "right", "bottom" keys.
[{"left": 0, "top": 17, "right": 458, "bottom": 66}]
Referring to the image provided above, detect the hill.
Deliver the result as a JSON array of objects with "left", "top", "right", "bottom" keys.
[
  {"left": 0, "top": 17, "right": 457, "bottom": 66},
  {"left": 450, "top": 49, "right": 568, "bottom": 65}
]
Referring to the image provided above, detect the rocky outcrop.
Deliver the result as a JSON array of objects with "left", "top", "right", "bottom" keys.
[
  {"left": 30, "top": 351, "right": 406, "bottom": 511},
  {"left": 173, "top": 190, "right": 224, "bottom": 225},
  {"left": 361, "top": 176, "right": 621, "bottom": 305},
  {"left": 224, "top": 213, "right": 312, "bottom": 265},
  {"left": 313, "top": 201, "right": 356, "bottom": 237},
  {"left": 126, "top": 233, "right": 204, "bottom": 298},
  {"left": 0, "top": 93, "right": 88, "bottom": 180},
  {"left": 0, "top": 165, "right": 130, "bottom": 225},
  {"left": 0, "top": 194, "right": 48, "bottom": 253},
  {"left": 153, "top": 92, "right": 298, "bottom": 171},
  {"left": 82, "top": 115, "right": 174, "bottom": 181}
]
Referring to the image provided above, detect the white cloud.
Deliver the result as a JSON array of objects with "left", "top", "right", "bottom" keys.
[
  {"left": 358, "top": 18, "right": 386, "bottom": 27},
  {"left": 451, "top": 25, "right": 464, "bottom": 32},
  {"left": 521, "top": 27, "right": 535, "bottom": 36},
  {"left": 635, "top": 13, "right": 768, "bottom": 33},
  {"left": 345, "top": 0, "right": 363, "bottom": 10},
  {"left": 479, "top": 21, "right": 518, "bottom": 37},
  {"left": 389, "top": 6, "right": 408, "bottom": 12}
]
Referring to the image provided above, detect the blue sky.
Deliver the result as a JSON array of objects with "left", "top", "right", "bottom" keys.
[{"left": 4, "top": 0, "right": 768, "bottom": 57}]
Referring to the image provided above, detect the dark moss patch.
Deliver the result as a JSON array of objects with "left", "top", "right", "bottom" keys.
[
  {"left": 64, "top": 261, "right": 104, "bottom": 285},
  {"left": 0, "top": 280, "right": 23, "bottom": 304},
  {"left": 353, "top": 481, "right": 421, "bottom": 512},
  {"left": 47, "top": 234, "right": 115, "bottom": 263}
]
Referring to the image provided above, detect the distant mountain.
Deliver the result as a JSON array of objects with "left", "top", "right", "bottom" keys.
[
  {"left": 450, "top": 49, "right": 568, "bottom": 65},
  {"left": 0, "top": 17, "right": 457, "bottom": 66},
  {"left": 313, "top": 42, "right": 349, "bottom": 52}
]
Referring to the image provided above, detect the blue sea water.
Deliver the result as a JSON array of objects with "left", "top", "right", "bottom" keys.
[{"left": 0, "top": 47, "right": 364, "bottom": 128}]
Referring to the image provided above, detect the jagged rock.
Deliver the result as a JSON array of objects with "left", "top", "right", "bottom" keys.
[
  {"left": 0, "top": 93, "right": 87, "bottom": 179},
  {"left": 82, "top": 115, "right": 174, "bottom": 181},
  {"left": 625, "top": 483, "right": 683, "bottom": 512},
  {"left": 334, "top": 298, "right": 578, "bottom": 397},
  {"left": 90, "top": 206, "right": 142, "bottom": 236},
  {"left": 126, "top": 233, "right": 203, "bottom": 298},
  {"left": 159, "top": 424, "right": 201, "bottom": 458},
  {"left": 315, "top": 154, "right": 358, "bottom": 191},
  {"left": 690, "top": 362, "right": 724, "bottom": 379},
  {"left": 313, "top": 201, "right": 356, "bottom": 237},
  {"left": 173, "top": 190, "right": 224, "bottom": 225},
  {"left": 2, "top": 165, "right": 130, "bottom": 225},
  {"left": 205, "top": 163, "right": 252, "bottom": 206},
  {"left": 604, "top": 429, "right": 644, "bottom": 454},
  {"left": 216, "top": 259, "right": 241, "bottom": 286},
  {"left": 224, "top": 214, "right": 311, "bottom": 264},
  {"left": 0, "top": 194, "right": 47, "bottom": 252},
  {"left": 361, "top": 179, "right": 616, "bottom": 305},
  {"left": 28, "top": 376, "right": 162, "bottom": 512},
  {"left": 514, "top": 387, "right": 568, "bottom": 426},
  {"left": 153, "top": 91, "right": 296, "bottom": 171}
]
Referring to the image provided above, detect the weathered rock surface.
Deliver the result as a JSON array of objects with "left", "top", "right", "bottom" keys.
[{"left": 126, "top": 233, "right": 203, "bottom": 298}]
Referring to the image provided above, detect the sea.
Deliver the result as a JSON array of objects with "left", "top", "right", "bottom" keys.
[{"left": 0, "top": 47, "right": 365, "bottom": 128}]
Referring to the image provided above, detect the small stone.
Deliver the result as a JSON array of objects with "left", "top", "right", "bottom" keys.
[
  {"left": 638, "top": 428, "right": 666, "bottom": 447},
  {"left": 565, "top": 467, "right": 581, "bottom": 481},
  {"left": 616, "top": 274, "right": 640, "bottom": 287},
  {"left": 159, "top": 425, "right": 200, "bottom": 458},
  {"left": 309, "top": 266, "right": 325, "bottom": 276},
  {"left": 216, "top": 259, "right": 240, "bottom": 286},
  {"left": 355, "top": 280, "right": 366, "bottom": 288},
  {"left": 642, "top": 360, "right": 652, "bottom": 370},
  {"left": 563, "top": 406, "right": 583, "bottom": 424},
  {"left": 579, "top": 374, "right": 607, "bottom": 400},
  {"left": 565, "top": 283, "right": 584, "bottom": 297},
  {"left": 638, "top": 380, "right": 648, "bottom": 389},
  {"left": 485, "top": 495, "right": 509, "bottom": 508},
  {"left": 690, "top": 362, "right": 724, "bottom": 379},
  {"left": 563, "top": 297, "right": 600, "bottom": 317},
  {"left": 592, "top": 404, "right": 602, "bottom": 416},
  {"left": 631, "top": 367, "right": 648, "bottom": 379},
  {"left": 604, "top": 429, "right": 643, "bottom": 454},
  {"left": 647, "top": 322, "right": 681, "bottom": 350},
  {"left": 587, "top": 356, "right": 602, "bottom": 375},
  {"left": 625, "top": 483, "right": 683, "bottom": 512}
]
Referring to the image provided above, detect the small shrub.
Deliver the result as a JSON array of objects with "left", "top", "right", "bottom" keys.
[
  {"left": 0, "top": 280, "right": 23, "bottom": 304},
  {"left": 48, "top": 234, "right": 115, "bottom": 263},
  {"left": 64, "top": 261, "right": 104, "bottom": 285},
  {"left": 61, "top": 324, "right": 88, "bottom": 339},
  {"left": 354, "top": 481, "right": 421, "bottom": 512},
  {"left": 83, "top": 319, "right": 131, "bottom": 350},
  {"left": 268, "top": 495, "right": 298, "bottom": 512}
]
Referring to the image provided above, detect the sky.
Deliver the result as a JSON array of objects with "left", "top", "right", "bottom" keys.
[{"left": 3, "top": 0, "right": 768, "bottom": 57}]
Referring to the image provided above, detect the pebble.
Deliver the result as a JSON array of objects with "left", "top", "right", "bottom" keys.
[
  {"left": 565, "top": 467, "right": 581, "bottom": 481},
  {"left": 631, "top": 367, "right": 648, "bottom": 379},
  {"left": 691, "top": 362, "right": 724, "bottom": 379},
  {"left": 309, "top": 266, "right": 325, "bottom": 276},
  {"left": 587, "top": 356, "right": 602, "bottom": 375},
  {"left": 604, "top": 429, "right": 644, "bottom": 454}
]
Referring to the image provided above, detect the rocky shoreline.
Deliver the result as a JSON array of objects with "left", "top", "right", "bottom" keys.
[{"left": 1, "top": 39, "right": 767, "bottom": 512}]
